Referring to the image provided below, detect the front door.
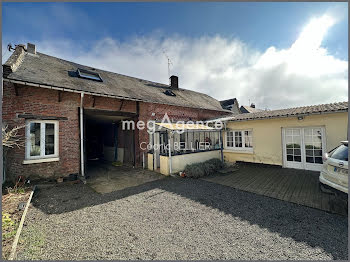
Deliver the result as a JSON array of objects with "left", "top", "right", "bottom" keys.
[{"left": 282, "top": 127, "right": 325, "bottom": 171}]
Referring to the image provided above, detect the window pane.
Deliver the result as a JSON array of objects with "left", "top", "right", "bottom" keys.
[
  {"left": 180, "top": 133, "right": 186, "bottom": 150},
  {"left": 314, "top": 150, "right": 322, "bottom": 157},
  {"left": 330, "top": 145, "right": 348, "bottom": 161},
  {"left": 244, "top": 131, "right": 253, "bottom": 148},
  {"left": 294, "top": 156, "right": 301, "bottom": 162},
  {"left": 315, "top": 157, "right": 323, "bottom": 164},
  {"left": 294, "top": 149, "right": 301, "bottom": 156},
  {"left": 226, "top": 131, "right": 233, "bottom": 147},
  {"left": 235, "top": 131, "right": 242, "bottom": 147},
  {"left": 30, "top": 123, "right": 41, "bottom": 156},
  {"left": 306, "top": 149, "right": 313, "bottom": 156},
  {"left": 306, "top": 157, "right": 315, "bottom": 163},
  {"left": 45, "top": 123, "right": 55, "bottom": 155},
  {"left": 194, "top": 132, "right": 200, "bottom": 150}
]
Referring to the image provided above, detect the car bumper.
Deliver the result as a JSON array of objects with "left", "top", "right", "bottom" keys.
[{"left": 319, "top": 171, "right": 348, "bottom": 194}]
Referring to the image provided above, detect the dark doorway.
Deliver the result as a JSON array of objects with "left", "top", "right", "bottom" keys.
[
  {"left": 83, "top": 109, "right": 136, "bottom": 178},
  {"left": 85, "top": 119, "right": 116, "bottom": 162}
]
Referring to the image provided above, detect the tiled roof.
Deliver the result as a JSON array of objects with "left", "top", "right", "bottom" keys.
[
  {"left": 3, "top": 45, "right": 227, "bottom": 112},
  {"left": 240, "top": 105, "right": 263, "bottom": 113},
  {"left": 210, "top": 102, "right": 348, "bottom": 122}
]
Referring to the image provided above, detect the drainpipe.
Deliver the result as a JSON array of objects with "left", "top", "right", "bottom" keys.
[
  {"left": 142, "top": 152, "right": 145, "bottom": 169},
  {"left": 80, "top": 93, "right": 85, "bottom": 177},
  {"left": 219, "top": 130, "right": 224, "bottom": 163},
  {"left": 168, "top": 131, "right": 172, "bottom": 175}
]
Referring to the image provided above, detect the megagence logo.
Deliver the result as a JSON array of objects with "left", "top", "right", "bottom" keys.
[{"left": 121, "top": 113, "right": 224, "bottom": 134}]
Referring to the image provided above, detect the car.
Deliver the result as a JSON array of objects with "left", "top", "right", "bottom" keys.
[{"left": 319, "top": 141, "right": 348, "bottom": 199}]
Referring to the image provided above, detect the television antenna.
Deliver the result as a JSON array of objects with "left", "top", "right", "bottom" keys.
[{"left": 162, "top": 50, "right": 173, "bottom": 83}]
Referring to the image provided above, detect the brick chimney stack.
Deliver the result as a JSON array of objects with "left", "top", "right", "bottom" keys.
[
  {"left": 27, "top": 43, "right": 36, "bottom": 54},
  {"left": 170, "top": 75, "right": 178, "bottom": 89},
  {"left": 3, "top": 44, "right": 26, "bottom": 77}
]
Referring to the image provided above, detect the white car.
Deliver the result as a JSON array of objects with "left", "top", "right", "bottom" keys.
[{"left": 319, "top": 141, "right": 348, "bottom": 197}]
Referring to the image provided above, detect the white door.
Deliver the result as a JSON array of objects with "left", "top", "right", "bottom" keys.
[{"left": 282, "top": 127, "right": 325, "bottom": 171}]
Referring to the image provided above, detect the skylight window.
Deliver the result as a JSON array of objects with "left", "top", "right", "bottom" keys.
[
  {"left": 77, "top": 68, "right": 103, "bottom": 82},
  {"left": 164, "top": 90, "right": 176, "bottom": 96}
]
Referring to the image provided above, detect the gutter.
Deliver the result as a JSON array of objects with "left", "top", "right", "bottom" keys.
[
  {"left": 207, "top": 109, "right": 348, "bottom": 124},
  {"left": 3, "top": 78, "right": 142, "bottom": 102}
]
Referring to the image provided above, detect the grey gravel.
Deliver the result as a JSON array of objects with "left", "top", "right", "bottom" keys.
[{"left": 17, "top": 177, "right": 347, "bottom": 260}]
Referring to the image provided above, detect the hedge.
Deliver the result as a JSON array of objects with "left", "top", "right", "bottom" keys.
[{"left": 184, "top": 158, "right": 224, "bottom": 178}]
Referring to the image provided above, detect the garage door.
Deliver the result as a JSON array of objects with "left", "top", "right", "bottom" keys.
[{"left": 282, "top": 127, "right": 326, "bottom": 171}]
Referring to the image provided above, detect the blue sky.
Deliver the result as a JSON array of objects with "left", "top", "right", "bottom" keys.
[{"left": 2, "top": 2, "right": 348, "bottom": 109}]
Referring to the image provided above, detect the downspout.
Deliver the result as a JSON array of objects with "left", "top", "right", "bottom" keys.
[
  {"left": 80, "top": 93, "right": 85, "bottom": 177},
  {"left": 168, "top": 131, "right": 172, "bottom": 175},
  {"left": 219, "top": 130, "right": 224, "bottom": 163},
  {"left": 114, "top": 122, "right": 118, "bottom": 161},
  {"left": 219, "top": 121, "right": 226, "bottom": 163}
]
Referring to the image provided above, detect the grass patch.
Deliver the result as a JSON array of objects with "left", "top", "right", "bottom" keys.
[
  {"left": 18, "top": 225, "right": 45, "bottom": 260},
  {"left": 2, "top": 213, "right": 18, "bottom": 240}
]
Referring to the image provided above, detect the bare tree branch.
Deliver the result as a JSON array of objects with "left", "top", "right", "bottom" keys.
[{"left": 2, "top": 125, "right": 25, "bottom": 148}]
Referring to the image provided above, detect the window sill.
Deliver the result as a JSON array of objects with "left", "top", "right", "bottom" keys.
[
  {"left": 23, "top": 157, "right": 59, "bottom": 165},
  {"left": 223, "top": 149, "right": 254, "bottom": 154}
]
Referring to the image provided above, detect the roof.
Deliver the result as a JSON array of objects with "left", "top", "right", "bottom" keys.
[
  {"left": 240, "top": 105, "right": 263, "bottom": 113},
  {"left": 220, "top": 98, "right": 238, "bottom": 107},
  {"left": 155, "top": 122, "right": 216, "bottom": 131},
  {"left": 220, "top": 98, "right": 241, "bottom": 114},
  {"left": 3, "top": 46, "right": 227, "bottom": 112},
  {"left": 209, "top": 102, "right": 348, "bottom": 122}
]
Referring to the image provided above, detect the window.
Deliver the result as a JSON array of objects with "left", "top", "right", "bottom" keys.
[
  {"left": 329, "top": 144, "right": 348, "bottom": 161},
  {"left": 26, "top": 120, "right": 59, "bottom": 160},
  {"left": 180, "top": 133, "right": 186, "bottom": 150},
  {"left": 77, "top": 68, "right": 103, "bottom": 82},
  {"left": 234, "top": 131, "right": 242, "bottom": 147},
  {"left": 164, "top": 90, "right": 176, "bottom": 96},
  {"left": 226, "top": 129, "right": 253, "bottom": 150},
  {"left": 244, "top": 130, "right": 253, "bottom": 148},
  {"left": 227, "top": 131, "right": 234, "bottom": 147}
]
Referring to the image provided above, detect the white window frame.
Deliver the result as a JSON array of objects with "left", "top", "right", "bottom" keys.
[
  {"left": 24, "top": 120, "right": 59, "bottom": 163},
  {"left": 225, "top": 129, "right": 253, "bottom": 153}
]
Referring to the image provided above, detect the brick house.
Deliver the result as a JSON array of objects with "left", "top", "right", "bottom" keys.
[{"left": 2, "top": 43, "right": 230, "bottom": 181}]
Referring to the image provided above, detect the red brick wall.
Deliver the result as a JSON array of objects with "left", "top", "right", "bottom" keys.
[{"left": 2, "top": 81, "right": 228, "bottom": 181}]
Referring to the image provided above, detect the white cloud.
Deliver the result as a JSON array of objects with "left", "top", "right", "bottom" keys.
[{"left": 2, "top": 14, "right": 347, "bottom": 110}]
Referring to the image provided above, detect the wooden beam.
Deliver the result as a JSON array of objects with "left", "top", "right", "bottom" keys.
[
  {"left": 84, "top": 108, "right": 137, "bottom": 118},
  {"left": 14, "top": 84, "right": 19, "bottom": 96},
  {"left": 118, "top": 100, "right": 124, "bottom": 111},
  {"left": 18, "top": 114, "right": 68, "bottom": 121},
  {"left": 58, "top": 91, "right": 62, "bottom": 102},
  {"left": 136, "top": 101, "right": 140, "bottom": 116}
]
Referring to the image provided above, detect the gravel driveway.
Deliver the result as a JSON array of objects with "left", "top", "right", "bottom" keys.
[{"left": 17, "top": 177, "right": 347, "bottom": 260}]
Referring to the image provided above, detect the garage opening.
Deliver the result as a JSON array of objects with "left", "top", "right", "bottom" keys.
[{"left": 83, "top": 109, "right": 136, "bottom": 177}]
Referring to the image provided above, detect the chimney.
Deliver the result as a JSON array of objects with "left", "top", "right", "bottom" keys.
[
  {"left": 250, "top": 103, "right": 256, "bottom": 108},
  {"left": 3, "top": 44, "right": 26, "bottom": 77},
  {"left": 170, "top": 75, "right": 178, "bottom": 89},
  {"left": 27, "top": 43, "right": 36, "bottom": 54}
]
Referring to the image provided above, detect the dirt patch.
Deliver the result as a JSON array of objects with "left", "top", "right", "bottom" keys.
[
  {"left": 2, "top": 187, "right": 32, "bottom": 260},
  {"left": 86, "top": 163, "right": 165, "bottom": 194}
]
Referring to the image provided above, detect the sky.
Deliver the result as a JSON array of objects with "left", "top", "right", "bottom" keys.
[{"left": 2, "top": 2, "right": 348, "bottom": 110}]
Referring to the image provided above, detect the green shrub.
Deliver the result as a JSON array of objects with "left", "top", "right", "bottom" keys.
[{"left": 184, "top": 158, "right": 224, "bottom": 178}]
